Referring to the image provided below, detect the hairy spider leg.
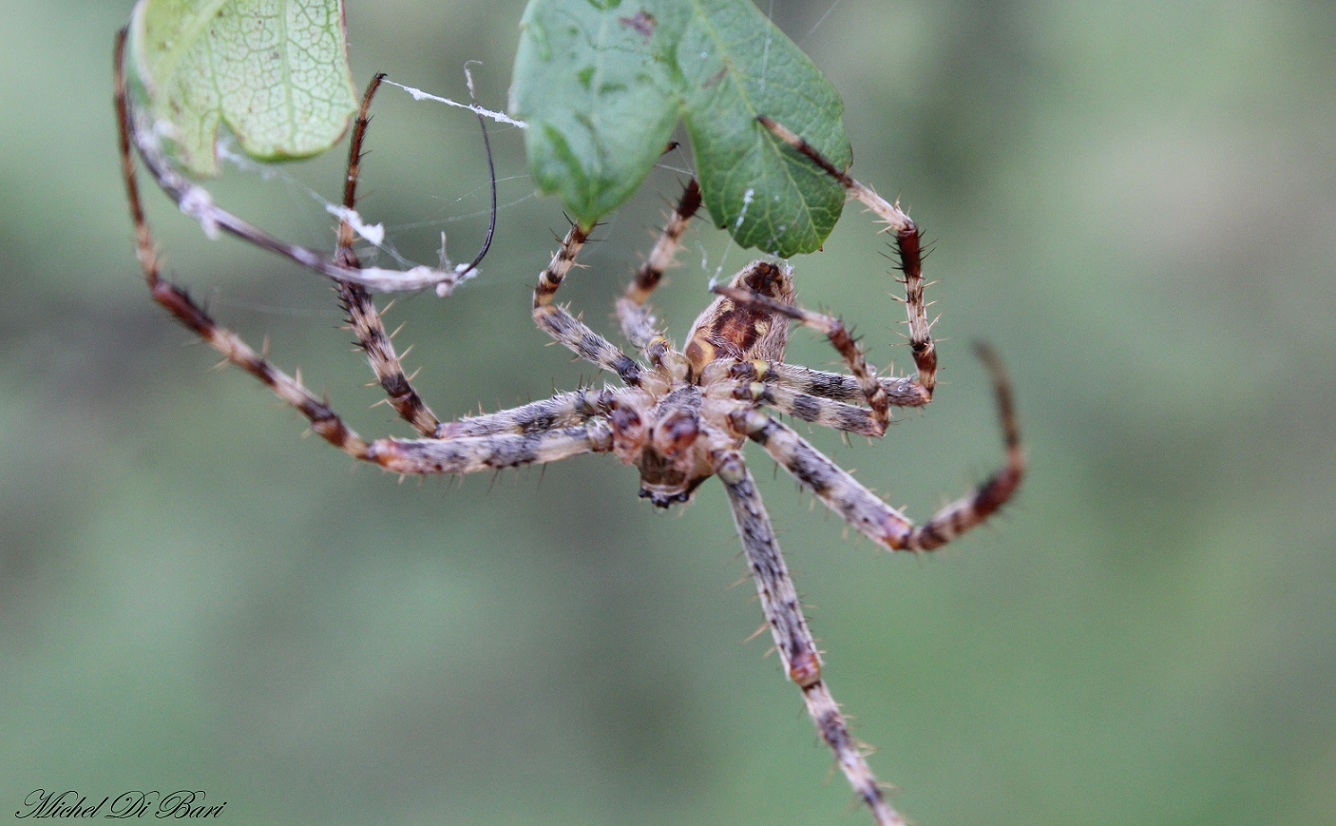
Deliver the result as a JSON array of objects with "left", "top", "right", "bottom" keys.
[
  {"left": 759, "top": 115, "right": 937, "bottom": 396},
  {"left": 715, "top": 450, "right": 907, "bottom": 826},
  {"left": 333, "top": 68, "right": 498, "bottom": 435},
  {"left": 742, "top": 381, "right": 888, "bottom": 438},
  {"left": 616, "top": 178, "right": 704, "bottom": 350},
  {"left": 750, "top": 362, "right": 929, "bottom": 407},
  {"left": 533, "top": 224, "right": 648, "bottom": 387},
  {"left": 334, "top": 73, "right": 442, "bottom": 435},
  {"left": 725, "top": 360, "right": 931, "bottom": 436},
  {"left": 732, "top": 344, "right": 1024, "bottom": 552},
  {"left": 433, "top": 390, "right": 611, "bottom": 439},
  {"left": 714, "top": 284, "right": 893, "bottom": 435},
  {"left": 366, "top": 424, "right": 614, "bottom": 475}
]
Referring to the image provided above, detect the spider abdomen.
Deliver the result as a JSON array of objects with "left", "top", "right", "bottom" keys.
[{"left": 684, "top": 261, "right": 795, "bottom": 378}]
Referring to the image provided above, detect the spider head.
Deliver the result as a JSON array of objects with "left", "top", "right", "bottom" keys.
[
  {"left": 684, "top": 260, "right": 794, "bottom": 379},
  {"left": 611, "top": 387, "right": 714, "bottom": 508}
]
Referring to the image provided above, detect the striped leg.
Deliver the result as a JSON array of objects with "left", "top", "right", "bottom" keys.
[
  {"left": 714, "top": 450, "right": 905, "bottom": 826},
  {"left": 712, "top": 286, "right": 892, "bottom": 436},
  {"left": 335, "top": 73, "right": 440, "bottom": 435},
  {"left": 367, "top": 423, "right": 612, "bottom": 475},
  {"left": 738, "top": 362, "right": 930, "bottom": 408},
  {"left": 533, "top": 225, "right": 646, "bottom": 387},
  {"left": 731, "top": 346, "right": 1024, "bottom": 552},
  {"left": 759, "top": 116, "right": 937, "bottom": 396},
  {"left": 616, "top": 178, "right": 703, "bottom": 350},
  {"left": 433, "top": 389, "right": 612, "bottom": 438},
  {"left": 738, "top": 382, "right": 885, "bottom": 437}
]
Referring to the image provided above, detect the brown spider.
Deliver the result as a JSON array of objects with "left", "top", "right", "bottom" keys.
[{"left": 116, "top": 35, "right": 1024, "bottom": 826}]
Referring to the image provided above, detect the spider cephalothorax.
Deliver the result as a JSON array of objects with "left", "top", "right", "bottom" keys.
[
  {"left": 118, "top": 44, "right": 1023, "bottom": 826},
  {"left": 606, "top": 260, "right": 794, "bottom": 507}
]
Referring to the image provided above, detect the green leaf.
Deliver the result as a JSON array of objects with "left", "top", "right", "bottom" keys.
[
  {"left": 125, "top": 0, "right": 358, "bottom": 177},
  {"left": 511, "top": 0, "right": 849, "bottom": 257},
  {"left": 510, "top": 2, "right": 688, "bottom": 229},
  {"left": 677, "top": 0, "right": 849, "bottom": 255}
]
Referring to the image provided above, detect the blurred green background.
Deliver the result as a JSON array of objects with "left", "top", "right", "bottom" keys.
[{"left": 3, "top": 2, "right": 1334, "bottom": 824}]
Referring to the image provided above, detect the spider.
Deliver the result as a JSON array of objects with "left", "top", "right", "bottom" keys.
[{"left": 115, "top": 34, "right": 1024, "bottom": 826}]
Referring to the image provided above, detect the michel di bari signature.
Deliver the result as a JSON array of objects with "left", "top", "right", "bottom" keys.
[{"left": 16, "top": 789, "right": 225, "bottom": 819}]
